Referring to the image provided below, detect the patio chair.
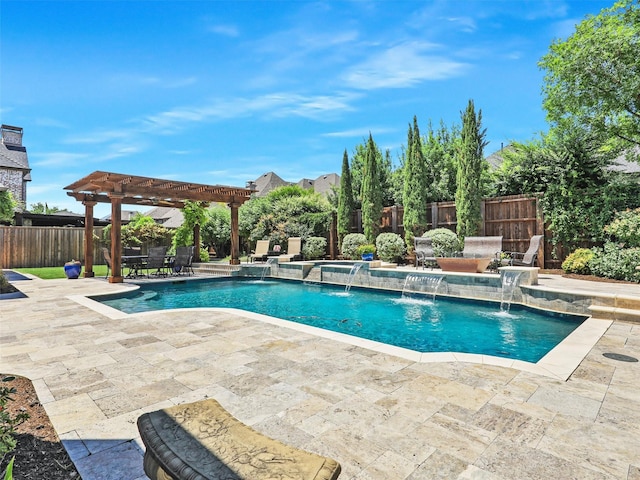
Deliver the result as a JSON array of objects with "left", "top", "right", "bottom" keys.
[
  {"left": 414, "top": 237, "right": 436, "bottom": 269},
  {"left": 172, "top": 246, "right": 195, "bottom": 276},
  {"left": 278, "top": 237, "right": 302, "bottom": 262},
  {"left": 123, "top": 246, "right": 144, "bottom": 277},
  {"left": 503, "top": 235, "right": 543, "bottom": 267},
  {"left": 146, "top": 246, "right": 169, "bottom": 277},
  {"left": 102, "top": 247, "right": 112, "bottom": 278},
  {"left": 249, "top": 240, "right": 270, "bottom": 262}
]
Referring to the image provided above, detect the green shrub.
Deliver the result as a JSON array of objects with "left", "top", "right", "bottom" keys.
[
  {"left": 589, "top": 243, "right": 640, "bottom": 283},
  {"left": 341, "top": 233, "right": 368, "bottom": 260},
  {"left": 302, "top": 237, "right": 327, "bottom": 260},
  {"left": 0, "top": 272, "right": 8, "bottom": 291},
  {"left": 356, "top": 244, "right": 376, "bottom": 256},
  {"left": 423, "top": 228, "right": 461, "bottom": 257},
  {"left": 375, "top": 233, "right": 406, "bottom": 263},
  {"left": 605, "top": 208, "right": 640, "bottom": 248},
  {"left": 199, "top": 248, "right": 210, "bottom": 263},
  {"left": 561, "top": 248, "right": 595, "bottom": 275}
]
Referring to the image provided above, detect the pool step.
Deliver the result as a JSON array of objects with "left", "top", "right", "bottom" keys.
[
  {"left": 191, "top": 263, "right": 241, "bottom": 277},
  {"left": 589, "top": 305, "right": 640, "bottom": 324}
]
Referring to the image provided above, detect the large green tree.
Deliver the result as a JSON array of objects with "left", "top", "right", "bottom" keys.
[
  {"left": 337, "top": 149, "right": 355, "bottom": 248},
  {"left": 0, "top": 191, "right": 16, "bottom": 223},
  {"left": 201, "top": 204, "right": 231, "bottom": 258},
  {"left": 539, "top": 0, "right": 640, "bottom": 159},
  {"left": 350, "top": 139, "right": 395, "bottom": 208},
  {"left": 491, "top": 125, "right": 640, "bottom": 254},
  {"left": 455, "top": 100, "right": 488, "bottom": 239},
  {"left": 29, "top": 202, "right": 61, "bottom": 214},
  {"left": 402, "top": 116, "right": 429, "bottom": 246},
  {"left": 239, "top": 185, "right": 332, "bottom": 247},
  {"left": 360, "top": 133, "right": 383, "bottom": 243}
]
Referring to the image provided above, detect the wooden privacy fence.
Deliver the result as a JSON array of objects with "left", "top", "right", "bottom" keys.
[
  {"left": 358, "top": 194, "right": 559, "bottom": 268},
  {"left": 0, "top": 226, "right": 106, "bottom": 269}
]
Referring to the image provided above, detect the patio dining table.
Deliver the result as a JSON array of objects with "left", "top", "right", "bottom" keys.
[{"left": 122, "top": 254, "right": 175, "bottom": 278}]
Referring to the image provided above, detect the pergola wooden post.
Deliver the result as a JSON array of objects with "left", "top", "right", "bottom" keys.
[
  {"left": 82, "top": 199, "right": 97, "bottom": 278},
  {"left": 109, "top": 193, "right": 124, "bottom": 283},
  {"left": 64, "top": 171, "right": 252, "bottom": 283},
  {"left": 229, "top": 201, "right": 241, "bottom": 265}
]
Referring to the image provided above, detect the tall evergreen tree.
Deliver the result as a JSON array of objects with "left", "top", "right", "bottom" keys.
[
  {"left": 361, "top": 133, "right": 383, "bottom": 243},
  {"left": 337, "top": 149, "right": 355, "bottom": 248},
  {"left": 455, "top": 100, "right": 488, "bottom": 239},
  {"left": 403, "top": 116, "right": 429, "bottom": 247}
]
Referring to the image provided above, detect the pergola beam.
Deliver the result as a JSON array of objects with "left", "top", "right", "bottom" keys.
[{"left": 64, "top": 171, "right": 252, "bottom": 282}]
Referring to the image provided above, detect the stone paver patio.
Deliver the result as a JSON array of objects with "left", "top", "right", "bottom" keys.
[{"left": 1, "top": 274, "right": 639, "bottom": 479}]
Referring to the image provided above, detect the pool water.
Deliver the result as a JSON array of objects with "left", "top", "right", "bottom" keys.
[{"left": 95, "top": 278, "right": 586, "bottom": 363}]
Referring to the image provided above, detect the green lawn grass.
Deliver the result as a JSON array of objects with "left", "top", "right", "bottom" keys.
[{"left": 16, "top": 265, "right": 109, "bottom": 279}]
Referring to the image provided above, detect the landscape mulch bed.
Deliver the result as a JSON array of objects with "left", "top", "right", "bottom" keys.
[{"left": 0, "top": 375, "right": 81, "bottom": 479}]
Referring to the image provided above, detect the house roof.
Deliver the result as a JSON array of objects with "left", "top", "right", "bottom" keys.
[
  {"left": 253, "top": 172, "right": 289, "bottom": 197},
  {"left": 0, "top": 125, "right": 31, "bottom": 179},
  {"left": 252, "top": 171, "right": 340, "bottom": 197},
  {"left": 143, "top": 206, "right": 185, "bottom": 228},
  {"left": 313, "top": 173, "right": 340, "bottom": 196}
]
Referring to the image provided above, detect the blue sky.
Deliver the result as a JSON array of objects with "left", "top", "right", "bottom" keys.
[{"left": 1, "top": 0, "right": 612, "bottom": 218}]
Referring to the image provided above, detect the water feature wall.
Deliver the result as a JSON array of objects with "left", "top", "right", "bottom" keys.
[{"left": 238, "top": 261, "right": 599, "bottom": 316}]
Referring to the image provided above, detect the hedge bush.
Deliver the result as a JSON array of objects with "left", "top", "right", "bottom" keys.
[
  {"left": 561, "top": 248, "right": 594, "bottom": 275},
  {"left": 589, "top": 242, "right": 640, "bottom": 283},
  {"left": 605, "top": 208, "right": 640, "bottom": 248},
  {"left": 302, "top": 236, "right": 327, "bottom": 260},
  {"left": 341, "top": 233, "right": 368, "bottom": 260},
  {"left": 423, "top": 228, "right": 461, "bottom": 257},
  {"left": 375, "top": 232, "right": 406, "bottom": 263}
]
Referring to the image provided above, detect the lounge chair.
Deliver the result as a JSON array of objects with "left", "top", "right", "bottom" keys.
[
  {"left": 146, "top": 246, "right": 169, "bottom": 277},
  {"left": 459, "top": 236, "right": 503, "bottom": 259},
  {"left": 249, "top": 240, "right": 270, "bottom": 262},
  {"left": 502, "top": 235, "right": 543, "bottom": 267},
  {"left": 172, "top": 246, "right": 195, "bottom": 276},
  {"left": 414, "top": 237, "right": 436, "bottom": 269},
  {"left": 278, "top": 237, "right": 302, "bottom": 262}
]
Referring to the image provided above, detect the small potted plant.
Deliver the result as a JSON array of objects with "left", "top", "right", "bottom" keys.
[
  {"left": 64, "top": 260, "right": 82, "bottom": 279},
  {"left": 356, "top": 244, "right": 376, "bottom": 261}
]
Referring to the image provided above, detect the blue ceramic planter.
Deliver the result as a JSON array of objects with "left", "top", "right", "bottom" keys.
[
  {"left": 361, "top": 253, "right": 374, "bottom": 261},
  {"left": 64, "top": 262, "right": 82, "bottom": 279}
]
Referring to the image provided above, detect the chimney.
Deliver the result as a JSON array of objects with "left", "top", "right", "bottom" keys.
[{"left": 1, "top": 125, "right": 23, "bottom": 147}]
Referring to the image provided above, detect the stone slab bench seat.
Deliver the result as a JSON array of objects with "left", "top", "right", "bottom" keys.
[{"left": 137, "top": 399, "right": 342, "bottom": 480}]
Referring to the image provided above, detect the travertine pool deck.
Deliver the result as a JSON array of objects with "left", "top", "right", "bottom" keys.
[{"left": 1, "top": 273, "right": 639, "bottom": 479}]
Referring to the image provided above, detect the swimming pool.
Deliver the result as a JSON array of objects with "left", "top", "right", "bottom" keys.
[{"left": 94, "top": 278, "right": 586, "bottom": 363}]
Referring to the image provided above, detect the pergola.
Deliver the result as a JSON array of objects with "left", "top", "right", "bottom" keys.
[{"left": 64, "top": 171, "right": 253, "bottom": 283}]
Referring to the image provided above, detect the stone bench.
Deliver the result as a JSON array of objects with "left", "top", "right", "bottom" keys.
[{"left": 137, "top": 399, "right": 341, "bottom": 480}]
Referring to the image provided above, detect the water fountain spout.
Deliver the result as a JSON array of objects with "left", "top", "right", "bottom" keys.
[
  {"left": 500, "top": 270, "right": 523, "bottom": 312},
  {"left": 260, "top": 257, "right": 279, "bottom": 281},
  {"left": 402, "top": 274, "right": 446, "bottom": 300},
  {"left": 345, "top": 263, "right": 363, "bottom": 292}
]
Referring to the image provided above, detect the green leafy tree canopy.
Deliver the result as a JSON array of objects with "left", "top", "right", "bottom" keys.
[{"left": 539, "top": 0, "right": 640, "bottom": 159}]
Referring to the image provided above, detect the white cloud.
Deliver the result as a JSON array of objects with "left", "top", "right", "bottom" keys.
[
  {"left": 323, "top": 127, "right": 396, "bottom": 138},
  {"left": 208, "top": 24, "right": 239, "bottom": 38},
  {"left": 32, "top": 152, "right": 88, "bottom": 167},
  {"left": 343, "top": 42, "right": 468, "bottom": 89}
]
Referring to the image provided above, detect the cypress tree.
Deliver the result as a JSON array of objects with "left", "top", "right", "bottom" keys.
[
  {"left": 360, "top": 133, "right": 382, "bottom": 243},
  {"left": 337, "top": 149, "right": 355, "bottom": 249},
  {"left": 402, "top": 116, "right": 429, "bottom": 247},
  {"left": 455, "top": 100, "right": 488, "bottom": 240}
]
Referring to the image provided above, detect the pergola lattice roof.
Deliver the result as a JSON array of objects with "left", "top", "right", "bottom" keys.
[{"left": 64, "top": 171, "right": 253, "bottom": 207}]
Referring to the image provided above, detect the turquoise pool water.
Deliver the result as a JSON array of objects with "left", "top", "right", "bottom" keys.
[{"left": 94, "top": 278, "right": 586, "bottom": 363}]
